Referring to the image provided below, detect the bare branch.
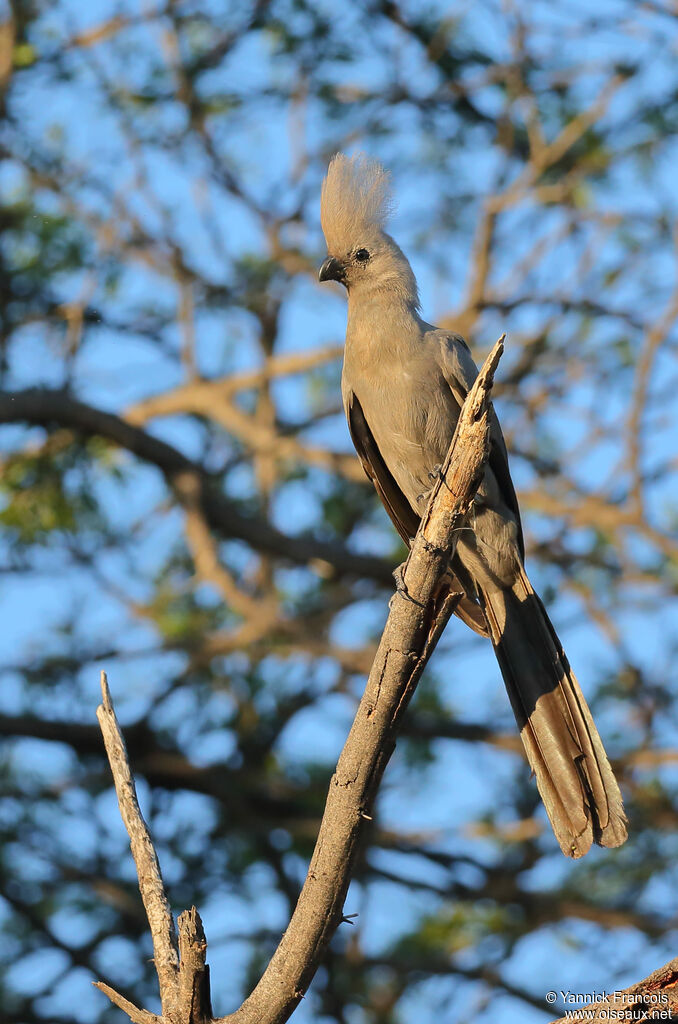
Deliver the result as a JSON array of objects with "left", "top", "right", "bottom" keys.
[
  {"left": 96, "top": 674, "right": 215, "bottom": 1024},
  {"left": 92, "top": 983, "right": 161, "bottom": 1024},
  {"left": 219, "top": 336, "right": 505, "bottom": 1024},
  {"left": 91, "top": 338, "right": 503, "bottom": 1024},
  {"left": 176, "top": 909, "right": 213, "bottom": 1023},
  {"left": 96, "top": 672, "right": 179, "bottom": 1012}
]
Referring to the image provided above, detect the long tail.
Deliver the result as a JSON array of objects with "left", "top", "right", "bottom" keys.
[{"left": 478, "top": 568, "right": 627, "bottom": 858}]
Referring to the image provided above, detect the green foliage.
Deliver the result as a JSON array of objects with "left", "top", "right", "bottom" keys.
[
  {"left": 0, "top": 198, "right": 89, "bottom": 289},
  {"left": 0, "top": 439, "right": 100, "bottom": 543},
  {"left": 394, "top": 902, "right": 520, "bottom": 958}
]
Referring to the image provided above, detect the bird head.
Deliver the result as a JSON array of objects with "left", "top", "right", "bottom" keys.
[{"left": 318, "top": 153, "right": 419, "bottom": 308}]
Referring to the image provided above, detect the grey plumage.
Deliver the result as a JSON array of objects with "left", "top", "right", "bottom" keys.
[{"left": 319, "top": 153, "right": 627, "bottom": 857}]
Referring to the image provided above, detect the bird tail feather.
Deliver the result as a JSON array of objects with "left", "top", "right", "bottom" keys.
[{"left": 478, "top": 569, "right": 627, "bottom": 858}]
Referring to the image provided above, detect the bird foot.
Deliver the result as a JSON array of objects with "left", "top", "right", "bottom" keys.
[
  {"left": 391, "top": 561, "right": 423, "bottom": 607},
  {"left": 392, "top": 561, "right": 409, "bottom": 599},
  {"left": 417, "top": 465, "right": 444, "bottom": 505}
]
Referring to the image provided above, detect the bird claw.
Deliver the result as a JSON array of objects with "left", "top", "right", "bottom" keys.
[
  {"left": 392, "top": 561, "right": 409, "bottom": 598},
  {"left": 391, "top": 561, "right": 423, "bottom": 607},
  {"left": 417, "top": 465, "right": 443, "bottom": 507}
]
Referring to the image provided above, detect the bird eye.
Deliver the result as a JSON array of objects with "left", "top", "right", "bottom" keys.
[{"left": 354, "top": 248, "right": 370, "bottom": 262}]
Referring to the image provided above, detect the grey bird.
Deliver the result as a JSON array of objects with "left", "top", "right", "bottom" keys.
[{"left": 318, "top": 153, "right": 627, "bottom": 858}]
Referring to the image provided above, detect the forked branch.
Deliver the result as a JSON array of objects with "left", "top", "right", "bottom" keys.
[{"left": 94, "top": 336, "right": 505, "bottom": 1024}]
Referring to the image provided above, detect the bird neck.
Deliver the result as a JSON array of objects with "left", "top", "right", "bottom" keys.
[
  {"left": 346, "top": 282, "right": 420, "bottom": 324},
  {"left": 345, "top": 291, "right": 424, "bottom": 368}
]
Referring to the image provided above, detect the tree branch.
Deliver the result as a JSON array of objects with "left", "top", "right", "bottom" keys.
[
  {"left": 95, "top": 671, "right": 214, "bottom": 1024},
  {"left": 96, "top": 671, "right": 179, "bottom": 1016},
  {"left": 218, "top": 335, "right": 504, "bottom": 1022},
  {"left": 93, "top": 337, "right": 504, "bottom": 1023}
]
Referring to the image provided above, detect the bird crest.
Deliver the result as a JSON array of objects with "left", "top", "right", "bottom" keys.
[{"left": 320, "top": 153, "right": 394, "bottom": 255}]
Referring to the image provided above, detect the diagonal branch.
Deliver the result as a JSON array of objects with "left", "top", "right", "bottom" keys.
[
  {"left": 219, "top": 335, "right": 505, "bottom": 1024},
  {"left": 93, "top": 336, "right": 504, "bottom": 1024},
  {"left": 96, "top": 672, "right": 179, "bottom": 1014}
]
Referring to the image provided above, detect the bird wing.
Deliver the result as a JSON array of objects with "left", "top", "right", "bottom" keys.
[
  {"left": 345, "top": 388, "right": 489, "bottom": 638},
  {"left": 436, "top": 332, "right": 525, "bottom": 561},
  {"left": 345, "top": 389, "right": 419, "bottom": 545}
]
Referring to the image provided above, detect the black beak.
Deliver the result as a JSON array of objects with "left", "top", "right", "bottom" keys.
[{"left": 318, "top": 255, "right": 346, "bottom": 284}]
